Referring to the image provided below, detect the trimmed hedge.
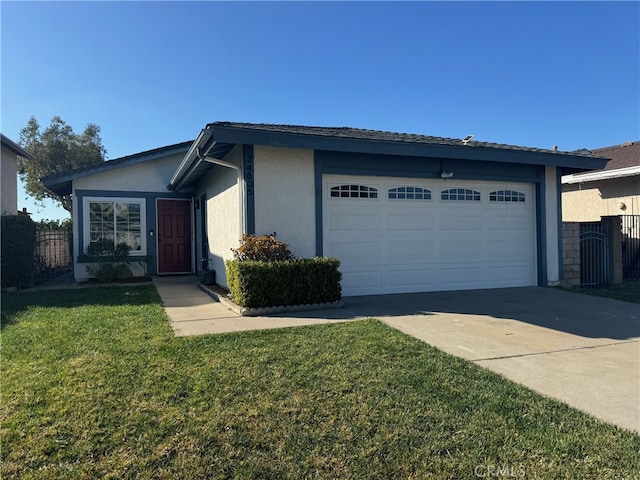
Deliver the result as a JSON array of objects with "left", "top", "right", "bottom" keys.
[
  {"left": 1, "top": 215, "right": 36, "bottom": 289},
  {"left": 226, "top": 257, "right": 342, "bottom": 308}
]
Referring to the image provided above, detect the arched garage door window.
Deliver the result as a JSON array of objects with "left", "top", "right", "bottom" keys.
[
  {"left": 489, "top": 190, "right": 526, "bottom": 202},
  {"left": 330, "top": 184, "right": 378, "bottom": 198},
  {"left": 441, "top": 188, "right": 481, "bottom": 201}
]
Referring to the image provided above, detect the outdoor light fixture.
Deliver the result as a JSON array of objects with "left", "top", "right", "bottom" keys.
[{"left": 441, "top": 171, "right": 454, "bottom": 179}]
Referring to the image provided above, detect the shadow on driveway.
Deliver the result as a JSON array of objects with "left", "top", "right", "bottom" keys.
[{"left": 279, "top": 287, "right": 640, "bottom": 341}]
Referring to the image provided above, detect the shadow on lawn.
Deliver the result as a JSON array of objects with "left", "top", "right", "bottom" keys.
[
  {"left": 275, "top": 286, "right": 640, "bottom": 341},
  {"left": 0, "top": 285, "right": 159, "bottom": 330}
]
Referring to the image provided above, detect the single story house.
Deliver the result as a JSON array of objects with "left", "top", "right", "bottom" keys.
[
  {"left": 1, "top": 133, "right": 36, "bottom": 215},
  {"left": 562, "top": 140, "right": 639, "bottom": 222},
  {"left": 44, "top": 122, "right": 607, "bottom": 296}
]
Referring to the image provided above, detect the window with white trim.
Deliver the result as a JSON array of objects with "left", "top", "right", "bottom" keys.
[
  {"left": 85, "top": 198, "right": 146, "bottom": 254},
  {"left": 330, "top": 184, "right": 378, "bottom": 198},
  {"left": 441, "top": 188, "right": 481, "bottom": 201},
  {"left": 388, "top": 186, "right": 431, "bottom": 200},
  {"left": 489, "top": 190, "right": 526, "bottom": 202}
]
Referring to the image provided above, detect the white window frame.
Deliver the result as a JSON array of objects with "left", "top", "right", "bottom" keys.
[{"left": 83, "top": 197, "right": 147, "bottom": 256}]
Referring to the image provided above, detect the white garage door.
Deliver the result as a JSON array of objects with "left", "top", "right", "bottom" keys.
[{"left": 323, "top": 175, "right": 537, "bottom": 296}]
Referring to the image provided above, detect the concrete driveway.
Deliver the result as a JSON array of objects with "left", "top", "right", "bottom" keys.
[{"left": 339, "top": 287, "right": 640, "bottom": 433}]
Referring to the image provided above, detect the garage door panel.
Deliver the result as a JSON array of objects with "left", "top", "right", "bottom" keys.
[
  {"left": 488, "top": 214, "right": 531, "bottom": 230},
  {"left": 324, "top": 175, "right": 536, "bottom": 296},
  {"left": 329, "top": 241, "right": 381, "bottom": 263},
  {"left": 329, "top": 212, "right": 380, "bottom": 230},
  {"left": 439, "top": 215, "right": 484, "bottom": 230},
  {"left": 440, "top": 266, "right": 486, "bottom": 286},
  {"left": 387, "top": 213, "right": 435, "bottom": 230},
  {"left": 439, "top": 240, "right": 485, "bottom": 260},
  {"left": 387, "top": 240, "right": 435, "bottom": 261},
  {"left": 487, "top": 239, "right": 533, "bottom": 259},
  {"left": 388, "top": 268, "right": 436, "bottom": 287},
  {"left": 487, "top": 265, "right": 534, "bottom": 283},
  {"left": 340, "top": 270, "right": 382, "bottom": 292}
]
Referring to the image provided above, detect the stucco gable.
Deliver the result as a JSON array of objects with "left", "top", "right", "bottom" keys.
[{"left": 43, "top": 141, "right": 192, "bottom": 195}]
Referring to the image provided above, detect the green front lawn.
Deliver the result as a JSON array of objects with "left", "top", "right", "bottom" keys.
[{"left": 2, "top": 286, "right": 638, "bottom": 479}]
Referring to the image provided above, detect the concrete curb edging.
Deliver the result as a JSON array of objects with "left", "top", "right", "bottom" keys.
[{"left": 197, "top": 283, "right": 344, "bottom": 317}]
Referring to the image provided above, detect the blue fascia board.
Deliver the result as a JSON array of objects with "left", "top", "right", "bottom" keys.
[{"left": 168, "top": 133, "right": 236, "bottom": 192}]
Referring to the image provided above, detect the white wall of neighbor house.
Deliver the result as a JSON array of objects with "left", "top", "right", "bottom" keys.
[
  {"left": 253, "top": 145, "right": 316, "bottom": 258},
  {"left": 1, "top": 145, "right": 18, "bottom": 215},
  {"left": 545, "top": 165, "right": 560, "bottom": 285},
  {"left": 197, "top": 145, "right": 243, "bottom": 288},
  {"left": 562, "top": 176, "right": 640, "bottom": 222},
  {"left": 75, "top": 153, "right": 185, "bottom": 192}
]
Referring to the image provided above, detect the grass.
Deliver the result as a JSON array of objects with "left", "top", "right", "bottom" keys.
[
  {"left": 560, "top": 280, "right": 640, "bottom": 304},
  {"left": 2, "top": 286, "right": 639, "bottom": 479}
]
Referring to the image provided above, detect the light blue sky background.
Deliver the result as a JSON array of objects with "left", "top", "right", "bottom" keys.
[{"left": 2, "top": 1, "right": 639, "bottom": 221}]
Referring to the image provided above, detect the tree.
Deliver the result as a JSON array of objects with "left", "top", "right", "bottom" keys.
[{"left": 18, "top": 116, "right": 107, "bottom": 214}]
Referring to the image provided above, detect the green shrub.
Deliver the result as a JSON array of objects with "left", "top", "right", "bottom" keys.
[
  {"left": 1, "top": 215, "right": 37, "bottom": 289},
  {"left": 226, "top": 257, "right": 342, "bottom": 308},
  {"left": 85, "top": 240, "right": 133, "bottom": 283},
  {"left": 231, "top": 233, "right": 294, "bottom": 262}
]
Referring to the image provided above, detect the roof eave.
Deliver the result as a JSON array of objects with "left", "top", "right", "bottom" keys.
[
  {"left": 562, "top": 165, "right": 640, "bottom": 184},
  {"left": 208, "top": 123, "right": 609, "bottom": 170},
  {"left": 168, "top": 128, "right": 214, "bottom": 191},
  {"left": 1, "top": 134, "right": 36, "bottom": 161}
]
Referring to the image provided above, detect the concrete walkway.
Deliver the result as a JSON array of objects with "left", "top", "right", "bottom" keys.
[
  {"left": 152, "top": 277, "right": 639, "bottom": 432},
  {"left": 152, "top": 275, "right": 356, "bottom": 336}
]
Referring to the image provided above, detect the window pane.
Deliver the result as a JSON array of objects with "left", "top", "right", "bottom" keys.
[
  {"left": 89, "top": 202, "right": 114, "bottom": 245},
  {"left": 115, "top": 202, "right": 142, "bottom": 251}
]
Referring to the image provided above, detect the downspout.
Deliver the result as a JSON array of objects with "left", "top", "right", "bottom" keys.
[{"left": 202, "top": 155, "right": 245, "bottom": 240}]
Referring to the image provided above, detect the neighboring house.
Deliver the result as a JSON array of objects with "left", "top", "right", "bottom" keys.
[
  {"left": 1, "top": 133, "right": 36, "bottom": 215},
  {"left": 562, "top": 141, "right": 639, "bottom": 221},
  {"left": 44, "top": 122, "right": 606, "bottom": 296}
]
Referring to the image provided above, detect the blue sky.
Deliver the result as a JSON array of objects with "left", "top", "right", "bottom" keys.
[{"left": 2, "top": 1, "right": 639, "bottom": 221}]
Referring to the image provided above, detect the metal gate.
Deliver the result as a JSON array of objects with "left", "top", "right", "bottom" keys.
[
  {"left": 33, "top": 229, "right": 73, "bottom": 285},
  {"left": 580, "top": 223, "right": 610, "bottom": 287},
  {"left": 621, "top": 215, "right": 640, "bottom": 279}
]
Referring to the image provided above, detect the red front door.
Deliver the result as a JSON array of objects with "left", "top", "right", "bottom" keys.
[{"left": 157, "top": 199, "right": 192, "bottom": 274}]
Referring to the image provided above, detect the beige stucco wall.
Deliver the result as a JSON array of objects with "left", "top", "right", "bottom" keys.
[
  {"left": 562, "top": 176, "right": 640, "bottom": 222},
  {"left": 1, "top": 145, "right": 18, "bottom": 215},
  {"left": 197, "top": 145, "right": 242, "bottom": 288},
  {"left": 254, "top": 145, "right": 316, "bottom": 258},
  {"left": 75, "top": 153, "right": 184, "bottom": 192}
]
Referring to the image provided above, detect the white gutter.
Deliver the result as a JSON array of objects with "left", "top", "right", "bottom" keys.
[
  {"left": 203, "top": 156, "right": 245, "bottom": 238},
  {"left": 561, "top": 165, "right": 640, "bottom": 184},
  {"left": 169, "top": 127, "right": 213, "bottom": 189}
]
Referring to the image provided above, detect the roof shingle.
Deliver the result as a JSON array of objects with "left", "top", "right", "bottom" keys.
[
  {"left": 590, "top": 141, "right": 640, "bottom": 171},
  {"left": 210, "top": 121, "right": 597, "bottom": 158}
]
